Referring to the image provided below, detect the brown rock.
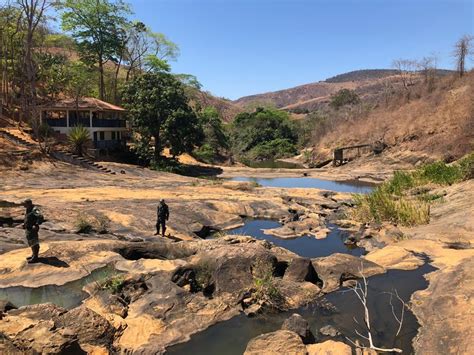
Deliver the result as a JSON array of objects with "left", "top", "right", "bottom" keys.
[
  {"left": 244, "top": 330, "right": 307, "bottom": 355},
  {"left": 307, "top": 340, "right": 352, "bottom": 355},
  {"left": 281, "top": 314, "right": 315, "bottom": 344},
  {"left": 284, "top": 258, "right": 322, "bottom": 286},
  {"left": 56, "top": 306, "right": 115, "bottom": 348},
  {"left": 311, "top": 254, "right": 385, "bottom": 292}
]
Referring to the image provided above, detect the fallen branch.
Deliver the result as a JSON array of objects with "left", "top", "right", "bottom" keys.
[{"left": 345, "top": 263, "right": 403, "bottom": 353}]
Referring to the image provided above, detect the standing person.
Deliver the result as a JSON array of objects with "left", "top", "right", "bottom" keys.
[
  {"left": 22, "top": 199, "right": 43, "bottom": 264},
  {"left": 155, "top": 199, "right": 169, "bottom": 237}
]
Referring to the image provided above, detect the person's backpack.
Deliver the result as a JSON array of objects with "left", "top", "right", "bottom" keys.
[{"left": 32, "top": 207, "right": 45, "bottom": 225}]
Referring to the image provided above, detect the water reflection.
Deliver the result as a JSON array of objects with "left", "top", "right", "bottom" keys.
[
  {"left": 230, "top": 177, "right": 374, "bottom": 193},
  {"left": 167, "top": 264, "right": 436, "bottom": 355},
  {"left": 227, "top": 219, "right": 365, "bottom": 258},
  {"left": 0, "top": 265, "right": 119, "bottom": 309}
]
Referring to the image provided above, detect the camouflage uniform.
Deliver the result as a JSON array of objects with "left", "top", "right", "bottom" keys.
[
  {"left": 24, "top": 206, "right": 41, "bottom": 247},
  {"left": 156, "top": 201, "right": 169, "bottom": 236}
]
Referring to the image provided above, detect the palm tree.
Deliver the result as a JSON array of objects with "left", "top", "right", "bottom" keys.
[{"left": 68, "top": 125, "right": 90, "bottom": 156}]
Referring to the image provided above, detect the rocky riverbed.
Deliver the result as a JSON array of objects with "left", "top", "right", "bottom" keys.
[{"left": 0, "top": 160, "right": 472, "bottom": 354}]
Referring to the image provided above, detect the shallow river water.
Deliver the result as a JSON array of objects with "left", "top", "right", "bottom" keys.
[
  {"left": 0, "top": 265, "right": 120, "bottom": 309},
  {"left": 167, "top": 263, "right": 435, "bottom": 355},
  {"left": 228, "top": 219, "right": 365, "bottom": 258},
  {"left": 169, "top": 219, "right": 434, "bottom": 354},
  {"left": 230, "top": 176, "right": 375, "bottom": 193}
]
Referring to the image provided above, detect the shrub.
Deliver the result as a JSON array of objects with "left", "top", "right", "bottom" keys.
[
  {"left": 352, "top": 190, "right": 430, "bottom": 226},
  {"left": 418, "top": 161, "right": 463, "bottom": 185},
  {"left": 383, "top": 171, "right": 416, "bottom": 195},
  {"left": 94, "top": 214, "right": 110, "bottom": 234},
  {"left": 194, "top": 259, "right": 214, "bottom": 290},
  {"left": 351, "top": 158, "right": 473, "bottom": 226},
  {"left": 329, "top": 89, "right": 360, "bottom": 110},
  {"left": 193, "top": 144, "right": 216, "bottom": 163},
  {"left": 74, "top": 212, "right": 111, "bottom": 234},
  {"left": 251, "top": 257, "right": 284, "bottom": 308},
  {"left": 247, "top": 138, "right": 297, "bottom": 161},
  {"left": 75, "top": 212, "right": 93, "bottom": 233},
  {"left": 458, "top": 152, "right": 474, "bottom": 179},
  {"left": 68, "top": 125, "right": 90, "bottom": 156},
  {"left": 99, "top": 275, "right": 125, "bottom": 293}
]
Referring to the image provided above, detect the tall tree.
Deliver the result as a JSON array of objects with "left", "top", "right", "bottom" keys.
[
  {"left": 198, "top": 106, "right": 228, "bottom": 155},
  {"left": 64, "top": 61, "right": 95, "bottom": 115},
  {"left": 453, "top": 35, "right": 472, "bottom": 78},
  {"left": 122, "top": 72, "right": 203, "bottom": 163},
  {"left": 59, "top": 0, "right": 130, "bottom": 100},
  {"left": 123, "top": 22, "right": 179, "bottom": 81},
  {"left": 17, "top": 0, "right": 50, "bottom": 123}
]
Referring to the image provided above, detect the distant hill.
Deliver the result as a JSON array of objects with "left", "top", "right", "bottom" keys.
[
  {"left": 233, "top": 69, "right": 456, "bottom": 114},
  {"left": 324, "top": 69, "right": 399, "bottom": 83}
]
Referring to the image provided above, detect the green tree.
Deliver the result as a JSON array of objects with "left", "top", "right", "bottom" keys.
[
  {"left": 121, "top": 72, "right": 203, "bottom": 163},
  {"left": 59, "top": 0, "right": 130, "bottom": 100},
  {"left": 36, "top": 52, "right": 69, "bottom": 99},
  {"left": 230, "top": 107, "right": 298, "bottom": 160},
  {"left": 198, "top": 106, "right": 229, "bottom": 153},
  {"left": 329, "top": 88, "right": 360, "bottom": 110},
  {"left": 64, "top": 61, "right": 96, "bottom": 114}
]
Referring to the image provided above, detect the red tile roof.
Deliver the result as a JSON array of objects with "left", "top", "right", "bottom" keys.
[{"left": 39, "top": 97, "right": 125, "bottom": 111}]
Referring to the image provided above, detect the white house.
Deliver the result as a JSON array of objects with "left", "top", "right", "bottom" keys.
[{"left": 39, "top": 97, "right": 129, "bottom": 150}]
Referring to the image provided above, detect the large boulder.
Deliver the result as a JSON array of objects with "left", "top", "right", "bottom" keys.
[
  {"left": 283, "top": 257, "right": 322, "bottom": 286},
  {"left": 10, "top": 320, "right": 82, "bottom": 354},
  {"left": 0, "top": 304, "right": 83, "bottom": 354},
  {"left": 56, "top": 306, "right": 115, "bottom": 348},
  {"left": 281, "top": 314, "right": 315, "bottom": 344},
  {"left": 244, "top": 330, "right": 307, "bottom": 355},
  {"left": 311, "top": 254, "right": 385, "bottom": 292},
  {"left": 306, "top": 340, "right": 352, "bottom": 355}
]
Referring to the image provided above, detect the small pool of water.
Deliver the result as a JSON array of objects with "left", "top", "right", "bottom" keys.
[
  {"left": 244, "top": 160, "right": 304, "bottom": 169},
  {"left": 167, "top": 263, "right": 436, "bottom": 355},
  {"left": 0, "top": 265, "right": 120, "bottom": 309},
  {"left": 230, "top": 177, "right": 374, "bottom": 193},
  {"left": 227, "top": 219, "right": 365, "bottom": 258}
]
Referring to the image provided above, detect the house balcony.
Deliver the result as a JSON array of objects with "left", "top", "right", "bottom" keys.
[{"left": 94, "top": 140, "right": 124, "bottom": 149}]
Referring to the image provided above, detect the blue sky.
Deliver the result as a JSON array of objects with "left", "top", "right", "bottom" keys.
[{"left": 49, "top": 0, "right": 471, "bottom": 99}]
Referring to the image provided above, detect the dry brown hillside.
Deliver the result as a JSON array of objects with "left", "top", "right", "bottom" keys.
[
  {"left": 233, "top": 70, "right": 404, "bottom": 110},
  {"left": 313, "top": 72, "right": 474, "bottom": 162},
  {"left": 192, "top": 91, "right": 244, "bottom": 122},
  {"left": 234, "top": 69, "right": 454, "bottom": 114}
]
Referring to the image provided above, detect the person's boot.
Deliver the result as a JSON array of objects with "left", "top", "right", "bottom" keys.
[
  {"left": 162, "top": 226, "right": 166, "bottom": 238},
  {"left": 27, "top": 245, "right": 40, "bottom": 264}
]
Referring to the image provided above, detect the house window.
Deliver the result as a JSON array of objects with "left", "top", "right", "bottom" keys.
[
  {"left": 111, "top": 131, "right": 116, "bottom": 140},
  {"left": 99, "top": 131, "right": 105, "bottom": 140}
]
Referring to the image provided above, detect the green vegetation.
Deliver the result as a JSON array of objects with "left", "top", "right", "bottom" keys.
[
  {"left": 194, "top": 259, "right": 214, "bottom": 291},
  {"left": 353, "top": 155, "right": 473, "bottom": 226},
  {"left": 68, "top": 126, "right": 91, "bottom": 156},
  {"left": 122, "top": 72, "right": 203, "bottom": 164},
  {"left": 230, "top": 108, "right": 298, "bottom": 162},
  {"left": 75, "top": 212, "right": 94, "bottom": 233},
  {"left": 193, "top": 107, "right": 229, "bottom": 163},
  {"left": 251, "top": 258, "right": 284, "bottom": 308},
  {"left": 74, "top": 212, "right": 111, "bottom": 234},
  {"left": 99, "top": 275, "right": 126, "bottom": 293},
  {"left": 329, "top": 88, "right": 361, "bottom": 110}
]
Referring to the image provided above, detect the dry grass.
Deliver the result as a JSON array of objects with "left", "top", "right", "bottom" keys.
[{"left": 315, "top": 72, "right": 474, "bottom": 161}]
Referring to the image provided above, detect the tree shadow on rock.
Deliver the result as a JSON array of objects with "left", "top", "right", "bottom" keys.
[{"left": 175, "top": 163, "right": 223, "bottom": 178}]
